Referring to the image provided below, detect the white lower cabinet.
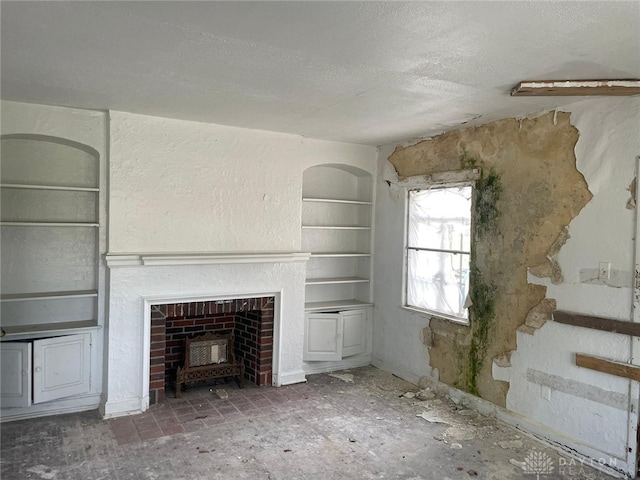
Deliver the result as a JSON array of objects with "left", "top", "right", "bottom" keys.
[
  {"left": 304, "top": 309, "right": 367, "bottom": 362},
  {"left": 0, "top": 342, "right": 32, "bottom": 407},
  {"left": 0, "top": 333, "right": 91, "bottom": 408}
]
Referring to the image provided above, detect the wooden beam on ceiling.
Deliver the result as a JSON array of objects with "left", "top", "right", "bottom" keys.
[{"left": 511, "top": 79, "right": 640, "bottom": 97}]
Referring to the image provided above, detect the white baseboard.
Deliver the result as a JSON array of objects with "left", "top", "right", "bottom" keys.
[
  {"left": 1, "top": 394, "right": 101, "bottom": 423},
  {"left": 276, "top": 369, "right": 307, "bottom": 386},
  {"left": 303, "top": 354, "right": 371, "bottom": 375},
  {"left": 101, "top": 396, "right": 145, "bottom": 419},
  {"left": 447, "top": 387, "right": 631, "bottom": 479},
  {"left": 370, "top": 356, "right": 429, "bottom": 385}
]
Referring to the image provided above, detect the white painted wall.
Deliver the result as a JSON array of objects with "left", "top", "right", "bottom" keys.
[
  {"left": 104, "top": 110, "right": 377, "bottom": 417},
  {"left": 1, "top": 103, "right": 377, "bottom": 419},
  {"left": 371, "top": 155, "right": 435, "bottom": 384},
  {"left": 502, "top": 97, "right": 640, "bottom": 465},
  {"left": 109, "top": 111, "right": 375, "bottom": 254},
  {"left": 373, "top": 96, "right": 640, "bottom": 476}
]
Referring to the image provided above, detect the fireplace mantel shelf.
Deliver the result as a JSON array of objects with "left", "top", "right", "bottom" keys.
[{"left": 105, "top": 252, "right": 312, "bottom": 267}]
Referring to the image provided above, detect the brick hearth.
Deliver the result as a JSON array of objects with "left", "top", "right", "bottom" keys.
[{"left": 149, "top": 297, "right": 274, "bottom": 405}]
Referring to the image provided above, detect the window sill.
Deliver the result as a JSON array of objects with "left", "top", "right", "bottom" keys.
[{"left": 400, "top": 305, "right": 470, "bottom": 326}]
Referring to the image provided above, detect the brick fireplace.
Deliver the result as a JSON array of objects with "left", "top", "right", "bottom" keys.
[{"left": 149, "top": 296, "right": 274, "bottom": 405}]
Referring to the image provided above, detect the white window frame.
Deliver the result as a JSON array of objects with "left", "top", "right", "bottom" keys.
[{"left": 399, "top": 169, "right": 480, "bottom": 325}]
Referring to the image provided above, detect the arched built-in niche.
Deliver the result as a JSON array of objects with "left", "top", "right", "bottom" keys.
[
  {"left": 301, "top": 164, "right": 374, "bottom": 366},
  {"left": 1, "top": 134, "right": 100, "bottom": 328},
  {"left": 301, "top": 164, "right": 373, "bottom": 311}
]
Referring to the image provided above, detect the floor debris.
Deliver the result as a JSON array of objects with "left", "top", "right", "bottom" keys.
[
  {"left": 214, "top": 388, "right": 229, "bottom": 399},
  {"left": 328, "top": 373, "right": 354, "bottom": 383},
  {"left": 415, "top": 388, "right": 435, "bottom": 400},
  {"left": 417, "top": 411, "right": 449, "bottom": 424},
  {"left": 498, "top": 440, "right": 523, "bottom": 449},
  {"left": 1, "top": 366, "right": 616, "bottom": 480}
]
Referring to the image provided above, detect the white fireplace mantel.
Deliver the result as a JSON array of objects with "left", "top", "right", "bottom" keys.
[
  {"left": 105, "top": 252, "right": 311, "bottom": 267},
  {"left": 101, "top": 251, "right": 310, "bottom": 419}
]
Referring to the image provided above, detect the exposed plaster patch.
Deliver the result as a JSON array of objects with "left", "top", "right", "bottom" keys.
[
  {"left": 381, "top": 160, "right": 404, "bottom": 201},
  {"left": 420, "top": 326, "right": 433, "bottom": 348},
  {"left": 626, "top": 177, "right": 636, "bottom": 209},
  {"left": 579, "top": 267, "right": 631, "bottom": 288},
  {"left": 526, "top": 369, "right": 627, "bottom": 410},
  {"left": 388, "top": 111, "right": 592, "bottom": 407},
  {"left": 529, "top": 227, "right": 569, "bottom": 285},
  {"left": 493, "top": 352, "right": 512, "bottom": 368},
  {"left": 521, "top": 298, "right": 557, "bottom": 333}
]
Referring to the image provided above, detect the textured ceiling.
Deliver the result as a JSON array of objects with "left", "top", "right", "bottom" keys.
[{"left": 1, "top": 1, "right": 639, "bottom": 146}]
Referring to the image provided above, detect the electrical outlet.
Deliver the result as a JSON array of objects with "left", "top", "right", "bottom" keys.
[
  {"left": 541, "top": 385, "right": 551, "bottom": 401},
  {"left": 599, "top": 262, "right": 611, "bottom": 281}
]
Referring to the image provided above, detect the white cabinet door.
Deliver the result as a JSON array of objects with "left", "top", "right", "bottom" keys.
[
  {"left": 0, "top": 342, "right": 32, "bottom": 408},
  {"left": 304, "top": 313, "right": 343, "bottom": 361},
  {"left": 341, "top": 309, "right": 367, "bottom": 357},
  {"left": 33, "top": 333, "right": 91, "bottom": 404}
]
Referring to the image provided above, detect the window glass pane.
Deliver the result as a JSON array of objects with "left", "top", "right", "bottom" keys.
[
  {"left": 408, "top": 187, "right": 472, "bottom": 252},
  {"left": 406, "top": 249, "right": 470, "bottom": 320}
]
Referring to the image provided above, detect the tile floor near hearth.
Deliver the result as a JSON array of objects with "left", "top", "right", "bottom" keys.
[
  {"left": 109, "top": 381, "right": 310, "bottom": 444},
  {"left": 1, "top": 366, "right": 616, "bottom": 480}
]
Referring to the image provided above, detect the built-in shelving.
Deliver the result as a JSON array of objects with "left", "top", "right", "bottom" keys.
[
  {"left": 0, "top": 135, "right": 100, "bottom": 333},
  {"left": 1, "top": 321, "right": 99, "bottom": 340},
  {"left": 1, "top": 222, "right": 99, "bottom": 227},
  {"left": 303, "top": 197, "right": 372, "bottom": 205},
  {"left": 301, "top": 165, "right": 373, "bottom": 312},
  {"left": 1, "top": 291, "right": 98, "bottom": 302},
  {"left": 311, "top": 252, "right": 371, "bottom": 257},
  {"left": 0, "top": 183, "right": 99, "bottom": 192},
  {"left": 302, "top": 225, "right": 370, "bottom": 230},
  {"left": 305, "top": 277, "right": 369, "bottom": 285},
  {"left": 305, "top": 299, "right": 373, "bottom": 312}
]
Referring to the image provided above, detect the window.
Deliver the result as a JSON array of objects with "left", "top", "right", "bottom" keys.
[{"left": 405, "top": 185, "right": 472, "bottom": 323}]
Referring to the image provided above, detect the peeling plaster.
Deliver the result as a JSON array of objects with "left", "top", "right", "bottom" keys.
[
  {"left": 493, "top": 352, "right": 512, "bottom": 368},
  {"left": 626, "top": 177, "right": 636, "bottom": 209},
  {"left": 420, "top": 326, "right": 433, "bottom": 348},
  {"left": 387, "top": 111, "right": 592, "bottom": 406},
  {"left": 521, "top": 298, "right": 557, "bottom": 333},
  {"left": 529, "top": 227, "right": 569, "bottom": 284}
]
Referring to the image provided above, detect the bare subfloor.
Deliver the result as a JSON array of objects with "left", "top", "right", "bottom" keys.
[{"left": 1, "top": 366, "right": 615, "bottom": 479}]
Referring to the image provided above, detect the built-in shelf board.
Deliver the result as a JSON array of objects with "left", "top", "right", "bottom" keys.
[
  {"left": 305, "top": 277, "right": 369, "bottom": 285},
  {"left": 575, "top": 353, "right": 640, "bottom": 382},
  {"left": 305, "top": 299, "right": 373, "bottom": 312},
  {"left": 1, "top": 290, "right": 98, "bottom": 302},
  {"left": 0, "top": 320, "right": 100, "bottom": 341},
  {"left": 0, "top": 183, "right": 99, "bottom": 192},
  {"left": 302, "top": 225, "right": 370, "bottom": 230},
  {"left": 302, "top": 197, "right": 372, "bottom": 205},
  {"left": 0, "top": 222, "right": 100, "bottom": 227},
  {"left": 311, "top": 252, "right": 371, "bottom": 258}
]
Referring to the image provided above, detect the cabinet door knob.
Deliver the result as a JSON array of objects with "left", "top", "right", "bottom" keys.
[{"left": 35, "top": 367, "right": 42, "bottom": 373}]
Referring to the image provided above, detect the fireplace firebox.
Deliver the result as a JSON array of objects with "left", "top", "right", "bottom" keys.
[{"left": 148, "top": 296, "right": 274, "bottom": 404}]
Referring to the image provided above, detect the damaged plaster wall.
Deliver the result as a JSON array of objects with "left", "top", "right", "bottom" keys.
[
  {"left": 373, "top": 96, "right": 639, "bottom": 469},
  {"left": 496, "top": 96, "right": 640, "bottom": 462},
  {"left": 382, "top": 110, "right": 592, "bottom": 407}
]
